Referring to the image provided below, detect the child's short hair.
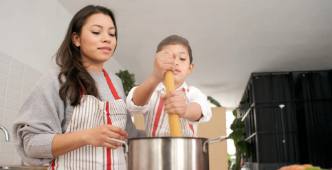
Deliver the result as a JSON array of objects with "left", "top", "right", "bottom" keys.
[{"left": 156, "top": 35, "right": 193, "bottom": 64}]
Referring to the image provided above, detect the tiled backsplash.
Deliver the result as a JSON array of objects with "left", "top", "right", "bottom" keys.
[{"left": 0, "top": 51, "right": 43, "bottom": 165}]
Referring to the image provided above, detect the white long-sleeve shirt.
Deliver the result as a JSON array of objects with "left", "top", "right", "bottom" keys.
[{"left": 127, "top": 82, "right": 212, "bottom": 137}]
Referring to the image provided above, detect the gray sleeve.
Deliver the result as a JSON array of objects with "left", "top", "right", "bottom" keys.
[
  {"left": 125, "top": 110, "right": 138, "bottom": 139},
  {"left": 108, "top": 73, "right": 137, "bottom": 138},
  {"left": 13, "top": 70, "right": 65, "bottom": 166}
]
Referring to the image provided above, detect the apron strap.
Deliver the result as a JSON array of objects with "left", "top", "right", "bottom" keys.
[
  {"left": 79, "top": 87, "right": 85, "bottom": 95},
  {"left": 103, "top": 69, "right": 121, "bottom": 100},
  {"left": 79, "top": 69, "right": 121, "bottom": 100}
]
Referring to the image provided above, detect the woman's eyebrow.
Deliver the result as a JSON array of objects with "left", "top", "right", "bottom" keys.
[{"left": 90, "top": 24, "right": 115, "bottom": 30}]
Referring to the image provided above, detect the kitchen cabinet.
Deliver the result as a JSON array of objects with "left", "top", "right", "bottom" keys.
[{"left": 239, "top": 70, "right": 332, "bottom": 170}]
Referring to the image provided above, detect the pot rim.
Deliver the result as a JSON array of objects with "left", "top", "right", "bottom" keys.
[
  {"left": 107, "top": 136, "right": 229, "bottom": 153},
  {"left": 127, "top": 137, "right": 208, "bottom": 141}
]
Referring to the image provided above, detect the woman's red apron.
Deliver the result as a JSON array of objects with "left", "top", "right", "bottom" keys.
[{"left": 49, "top": 69, "right": 127, "bottom": 170}]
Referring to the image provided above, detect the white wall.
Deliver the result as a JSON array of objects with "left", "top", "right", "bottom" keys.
[
  {"left": 0, "top": 51, "right": 44, "bottom": 165},
  {"left": 0, "top": 0, "right": 72, "bottom": 165},
  {"left": 0, "top": 0, "right": 72, "bottom": 73}
]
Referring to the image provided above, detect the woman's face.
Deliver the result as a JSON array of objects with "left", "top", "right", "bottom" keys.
[{"left": 72, "top": 13, "right": 116, "bottom": 71}]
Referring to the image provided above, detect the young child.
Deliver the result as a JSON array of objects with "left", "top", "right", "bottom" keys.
[{"left": 127, "top": 35, "right": 212, "bottom": 137}]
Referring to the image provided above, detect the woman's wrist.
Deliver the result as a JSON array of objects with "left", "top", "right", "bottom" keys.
[{"left": 80, "top": 129, "right": 90, "bottom": 146}]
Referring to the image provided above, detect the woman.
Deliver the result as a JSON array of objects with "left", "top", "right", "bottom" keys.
[{"left": 13, "top": 5, "right": 137, "bottom": 170}]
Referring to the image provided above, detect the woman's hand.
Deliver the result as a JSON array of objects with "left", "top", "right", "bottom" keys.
[
  {"left": 152, "top": 49, "right": 176, "bottom": 83},
  {"left": 84, "top": 125, "right": 128, "bottom": 149},
  {"left": 52, "top": 125, "right": 128, "bottom": 157}
]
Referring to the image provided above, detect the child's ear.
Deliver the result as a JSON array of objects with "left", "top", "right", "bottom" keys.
[
  {"left": 72, "top": 32, "right": 81, "bottom": 47},
  {"left": 188, "top": 63, "right": 194, "bottom": 74}
]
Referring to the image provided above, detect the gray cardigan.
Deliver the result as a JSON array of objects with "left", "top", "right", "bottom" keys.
[{"left": 13, "top": 69, "right": 137, "bottom": 166}]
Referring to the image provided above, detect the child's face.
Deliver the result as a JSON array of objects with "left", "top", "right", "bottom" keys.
[
  {"left": 162, "top": 44, "right": 194, "bottom": 87},
  {"left": 72, "top": 13, "right": 117, "bottom": 69}
]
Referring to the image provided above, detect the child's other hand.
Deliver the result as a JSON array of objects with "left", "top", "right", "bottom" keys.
[
  {"left": 152, "top": 49, "right": 176, "bottom": 83},
  {"left": 162, "top": 90, "right": 187, "bottom": 118}
]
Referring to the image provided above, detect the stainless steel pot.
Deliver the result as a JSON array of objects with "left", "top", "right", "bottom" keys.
[{"left": 108, "top": 136, "right": 229, "bottom": 170}]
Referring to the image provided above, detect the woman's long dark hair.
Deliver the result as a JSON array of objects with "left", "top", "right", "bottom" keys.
[{"left": 56, "top": 5, "right": 117, "bottom": 106}]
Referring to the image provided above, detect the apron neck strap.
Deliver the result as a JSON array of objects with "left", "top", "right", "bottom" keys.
[{"left": 103, "top": 69, "right": 121, "bottom": 100}]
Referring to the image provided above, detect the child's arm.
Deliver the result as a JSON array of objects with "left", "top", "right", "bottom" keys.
[
  {"left": 185, "top": 103, "right": 204, "bottom": 121},
  {"left": 132, "top": 49, "right": 175, "bottom": 106},
  {"left": 126, "top": 86, "right": 149, "bottom": 114},
  {"left": 162, "top": 91, "right": 203, "bottom": 121},
  {"left": 163, "top": 87, "right": 212, "bottom": 123}
]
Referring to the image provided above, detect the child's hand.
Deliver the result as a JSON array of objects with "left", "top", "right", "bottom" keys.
[
  {"left": 152, "top": 49, "right": 176, "bottom": 83},
  {"left": 162, "top": 90, "right": 187, "bottom": 118}
]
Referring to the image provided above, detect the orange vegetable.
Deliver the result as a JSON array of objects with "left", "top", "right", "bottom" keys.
[
  {"left": 303, "top": 165, "right": 313, "bottom": 168},
  {"left": 279, "top": 164, "right": 314, "bottom": 170}
]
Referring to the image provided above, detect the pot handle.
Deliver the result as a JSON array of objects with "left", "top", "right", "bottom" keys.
[
  {"left": 106, "top": 138, "right": 129, "bottom": 153},
  {"left": 203, "top": 136, "right": 229, "bottom": 153}
]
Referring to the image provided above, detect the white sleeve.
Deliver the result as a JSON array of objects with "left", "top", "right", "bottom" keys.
[
  {"left": 187, "top": 87, "right": 212, "bottom": 125},
  {"left": 126, "top": 86, "right": 150, "bottom": 114}
]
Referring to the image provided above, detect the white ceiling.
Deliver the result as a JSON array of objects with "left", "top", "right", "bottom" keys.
[{"left": 58, "top": 0, "right": 332, "bottom": 110}]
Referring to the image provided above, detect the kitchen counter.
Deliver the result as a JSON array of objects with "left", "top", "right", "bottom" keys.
[{"left": 0, "top": 165, "right": 47, "bottom": 170}]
